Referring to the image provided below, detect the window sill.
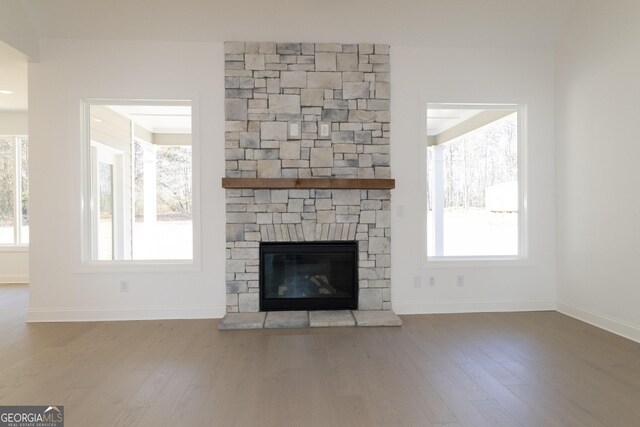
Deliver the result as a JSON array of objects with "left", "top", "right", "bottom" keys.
[
  {"left": 423, "top": 256, "right": 532, "bottom": 269},
  {"left": 75, "top": 259, "right": 200, "bottom": 274},
  {"left": 0, "top": 246, "right": 29, "bottom": 253}
]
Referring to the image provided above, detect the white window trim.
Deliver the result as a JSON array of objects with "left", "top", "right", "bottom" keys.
[
  {"left": 0, "top": 135, "right": 28, "bottom": 248},
  {"left": 419, "top": 102, "right": 530, "bottom": 268},
  {"left": 78, "top": 98, "right": 201, "bottom": 273}
]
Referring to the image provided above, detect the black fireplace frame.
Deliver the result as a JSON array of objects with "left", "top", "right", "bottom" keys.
[{"left": 259, "top": 241, "right": 358, "bottom": 311}]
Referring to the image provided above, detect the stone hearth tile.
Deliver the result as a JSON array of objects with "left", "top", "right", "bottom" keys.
[
  {"left": 352, "top": 310, "right": 402, "bottom": 327},
  {"left": 218, "top": 312, "right": 266, "bottom": 330},
  {"left": 264, "top": 311, "right": 309, "bottom": 329},
  {"left": 309, "top": 310, "right": 356, "bottom": 328}
]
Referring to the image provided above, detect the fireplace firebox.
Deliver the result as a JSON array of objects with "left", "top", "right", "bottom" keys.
[{"left": 259, "top": 241, "right": 358, "bottom": 311}]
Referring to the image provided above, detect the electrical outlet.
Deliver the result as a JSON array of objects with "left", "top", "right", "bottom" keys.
[
  {"left": 428, "top": 276, "right": 436, "bottom": 287},
  {"left": 120, "top": 280, "right": 130, "bottom": 293},
  {"left": 413, "top": 276, "right": 422, "bottom": 288},
  {"left": 456, "top": 275, "right": 464, "bottom": 287}
]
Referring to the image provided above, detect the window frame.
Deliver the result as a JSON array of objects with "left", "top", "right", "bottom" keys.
[
  {"left": 79, "top": 98, "right": 201, "bottom": 272},
  {"left": 420, "top": 102, "right": 529, "bottom": 267},
  {"left": 0, "top": 135, "right": 28, "bottom": 249},
  {"left": 90, "top": 141, "right": 125, "bottom": 260}
]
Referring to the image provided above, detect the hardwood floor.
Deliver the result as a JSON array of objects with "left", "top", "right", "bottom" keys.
[{"left": 2, "top": 284, "right": 640, "bottom": 426}]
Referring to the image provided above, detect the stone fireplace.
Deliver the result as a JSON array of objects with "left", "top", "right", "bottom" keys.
[{"left": 221, "top": 41, "right": 398, "bottom": 328}]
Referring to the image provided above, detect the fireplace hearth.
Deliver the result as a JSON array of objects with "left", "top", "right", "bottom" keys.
[{"left": 260, "top": 241, "right": 358, "bottom": 311}]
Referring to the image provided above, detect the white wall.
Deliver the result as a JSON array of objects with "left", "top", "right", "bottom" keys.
[
  {"left": 0, "top": 1, "right": 39, "bottom": 60},
  {"left": 27, "top": 39, "right": 226, "bottom": 321},
  {"left": 27, "top": 39, "right": 557, "bottom": 321},
  {"left": 0, "top": 111, "right": 29, "bottom": 283},
  {"left": 391, "top": 47, "right": 557, "bottom": 313},
  {"left": 0, "top": 250, "right": 28, "bottom": 284},
  {"left": 0, "top": 112, "right": 28, "bottom": 134},
  {"left": 556, "top": 0, "right": 640, "bottom": 341}
]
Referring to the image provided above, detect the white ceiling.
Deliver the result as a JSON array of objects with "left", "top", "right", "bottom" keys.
[
  {"left": 108, "top": 105, "right": 192, "bottom": 134},
  {"left": 18, "top": 0, "right": 578, "bottom": 49},
  {"left": 427, "top": 108, "right": 482, "bottom": 136},
  {"left": 0, "top": 0, "right": 579, "bottom": 112},
  {"left": 0, "top": 41, "right": 28, "bottom": 112}
]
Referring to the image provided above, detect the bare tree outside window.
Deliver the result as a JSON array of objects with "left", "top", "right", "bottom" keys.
[
  {"left": 0, "top": 136, "right": 28, "bottom": 245},
  {"left": 156, "top": 145, "right": 192, "bottom": 219},
  {"left": 0, "top": 137, "right": 15, "bottom": 244},
  {"left": 439, "top": 114, "right": 517, "bottom": 210},
  {"left": 20, "top": 137, "right": 29, "bottom": 243}
]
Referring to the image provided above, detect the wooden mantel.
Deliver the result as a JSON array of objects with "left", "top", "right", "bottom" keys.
[{"left": 221, "top": 178, "right": 395, "bottom": 190}]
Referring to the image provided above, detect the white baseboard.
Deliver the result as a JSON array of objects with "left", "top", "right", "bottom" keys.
[
  {"left": 394, "top": 299, "right": 556, "bottom": 315},
  {"left": 557, "top": 301, "right": 640, "bottom": 344},
  {"left": 22, "top": 300, "right": 640, "bottom": 343},
  {"left": 0, "top": 274, "right": 28, "bottom": 284},
  {"left": 26, "top": 306, "right": 226, "bottom": 322}
]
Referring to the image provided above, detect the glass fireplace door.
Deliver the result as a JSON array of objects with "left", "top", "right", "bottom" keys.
[{"left": 260, "top": 241, "right": 358, "bottom": 311}]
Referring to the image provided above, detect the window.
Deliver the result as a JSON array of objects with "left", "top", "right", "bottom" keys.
[
  {"left": 83, "top": 101, "right": 193, "bottom": 262},
  {"left": 0, "top": 135, "right": 28, "bottom": 246},
  {"left": 426, "top": 104, "right": 525, "bottom": 259}
]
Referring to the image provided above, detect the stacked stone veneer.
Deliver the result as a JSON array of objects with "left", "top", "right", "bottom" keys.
[{"left": 224, "top": 41, "right": 391, "bottom": 313}]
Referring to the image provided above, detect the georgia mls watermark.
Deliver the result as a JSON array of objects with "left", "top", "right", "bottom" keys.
[{"left": 0, "top": 406, "right": 64, "bottom": 427}]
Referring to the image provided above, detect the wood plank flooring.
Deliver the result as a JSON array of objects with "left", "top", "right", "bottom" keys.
[{"left": 1, "top": 284, "right": 640, "bottom": 426}]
